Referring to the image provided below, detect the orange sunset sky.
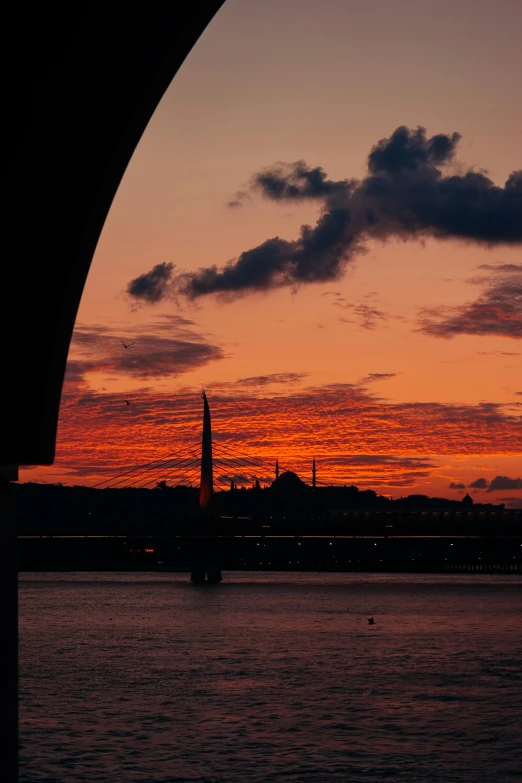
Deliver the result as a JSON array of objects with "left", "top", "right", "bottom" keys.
[{"left": 23, "top": 0, "right": 522, "bottom": 505}]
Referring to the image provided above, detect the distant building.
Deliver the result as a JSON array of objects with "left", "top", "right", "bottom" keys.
[{"left": 461, "top": 493, "right": 474, "bottom": 507}]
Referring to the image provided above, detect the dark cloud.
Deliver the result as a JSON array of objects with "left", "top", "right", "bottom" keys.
[
  {"left": 227, "top": 189, "right": 251, "bottom": 208},
  {"left": 127, "top": 262, "right": 174, "bottom": 303},
  {"left": 331, "top": 291, "right": 398, "bottom": 330},
  {"left": 338, "top": 303, "right": 390, "bottom": 330},
  {"left": 214, "top": 472, "right": 251, "bottom": 485},
  {"left": 478, "top": 263, "right": 522, "bottom": 273},
  {"left": 419, "top": 270, "right": 522, "bottom": 339},
  {"left": 320, "top": 455, "right": 435, "bottom": 468},
  {"left": 113, "top": 338, "right": 223, "bottom": 379},
  {"left": 449, "top": 482, "right": 466, "bottom": 489},
  {"left": 360, "top": 373, "right": 399, "bottom": 384},
  {"left": 478, "top": 351, "right": 522, "bottom": 356},
  {"left": 207, "top": 372, "right": 310, "bottom": 395},
  {"left": 172, "top": 207, "right": 354, "bottom": 299},
  {"left": 486, "top": 475, "right": 522, "bottom": 492},
  {"left": 368, "top": 127, "right": 461, "bottom": 174},
  {"left": 66, "top": 318, "right": 224, "bottom": 382},
  {"left": 250, "top": 161, "right": 352, "bottom": 201},
  {"left": 234, "top": 372, "right": 309, "bottom": 387},
  {"left": 515, "top": 391, "right": 522, "bottom": 396},
  {"left": 144, "top": 313, "right": 201, "bottom": 332},
  {"left": 63, "top": 359, "right": 88, "bottom": 385},
  {"left": 380, "top": 478, "right": 428, "bottom": 488},
  {"left": 368, "top": 126, "right": 461, "bottom": 177},
  {"left": 128, "top": 126, "right": 521, "bottom": 303},
  {"left": 497, "top": 497, "right": 522, "bottom": 508},
  {"left": 469, "top": 477, "right": 489, "bottom": 489},
  {"left": 310, "top": 454, "right": 436, "bottom": 487}
]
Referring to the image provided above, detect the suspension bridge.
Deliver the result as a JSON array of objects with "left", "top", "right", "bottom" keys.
[
  {"left": 92, "top": 439, "right": 275, "bottom": 494},
  {"left": 92, "top": 391, "right": 317, "bottom": 500},
  {"left": 16, "top": 393, "right": 522, "bottom": 580},
  {"left": 90, "top": 391, "right": 308, "bottom": 582}
]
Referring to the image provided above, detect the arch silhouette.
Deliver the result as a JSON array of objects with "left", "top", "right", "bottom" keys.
[
  {"left": 3, "top": 3, "right": 225, "bottom": 468},
  {"left": 2, "top": 7, "right": 224, "bottom": 780}
]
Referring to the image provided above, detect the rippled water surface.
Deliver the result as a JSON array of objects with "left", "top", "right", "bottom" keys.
[{"left": 19, "top": 571, "right": 522, "bottom": 782}]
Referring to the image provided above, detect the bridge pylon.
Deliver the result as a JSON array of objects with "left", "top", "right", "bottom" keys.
[
  {"left": 192, "top": 391, "right": 222, "bottom": 583},
  {"left": 199, "top": 391, "right": 213, "bottom": 514}
]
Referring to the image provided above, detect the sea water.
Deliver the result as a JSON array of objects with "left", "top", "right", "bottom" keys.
[{"left": 19, "top": 572, "right": 522, "bottom": 782}]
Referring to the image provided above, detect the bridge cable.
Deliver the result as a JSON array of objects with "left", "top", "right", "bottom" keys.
[
  {"left": 101, "top": 445, "right": 200, "bottom": 489},
  {"left": 136, "top": 457, "right": 202, "bottom": 489},
  {"left": 93, "top": 442, "right": 200, "bottom": 488}
]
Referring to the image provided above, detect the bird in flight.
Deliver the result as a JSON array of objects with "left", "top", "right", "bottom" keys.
[
  {"left": 120, "top": 340, "right": 135, "bottom": 349},
  {"left": 368, "top": 617, "right": 375, "bottom": 625},
  {"left": 124, "top": 400, "right": 133, "bottom": 406}
]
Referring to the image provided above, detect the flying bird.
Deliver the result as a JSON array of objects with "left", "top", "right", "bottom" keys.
[
  {"left": 124, "top": 400, "right": 133, "bottom": 406},
  {"left": 368, "top": 617, "right": 375, "bottom": 625},
  {"left": 120, "top": 340, "right": 135, "bottom": 349}
]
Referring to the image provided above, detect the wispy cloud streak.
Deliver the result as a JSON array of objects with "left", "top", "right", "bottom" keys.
[
  {"left": 419, "top": 265, "right": 522, "bottom": 339},
  {"left": 39, "top": 380, "right": 522, "bottom": 489},
  {"left": 68, "top": 317, "right": 224, "bottom": 381}
]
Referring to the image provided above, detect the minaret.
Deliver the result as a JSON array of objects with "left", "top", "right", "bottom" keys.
[
  {"left": 312, "top": 457, "right": 316, "bottom": 489},
  {"left": 199, "top": 391, "right": 213, "bottom": 513},
  {"left": 275, "top": 459, "right": 279, "bottom": 480}
]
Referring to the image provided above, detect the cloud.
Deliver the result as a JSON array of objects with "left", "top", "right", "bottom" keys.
[
  {"left": 63, "top": 359, "right": 89, "bottom": 386},
  {"left": 309, "top": 454, "right": 437, "bottom": 488},
  {"left": 127, "top": 126, "right": 522, "bottom": 303},
  {"left": 497, "top": 497, "right": 522, "bottom": 508},
  {"left": 127, "top": 262, "right": 174, "bottom": 303},
  {"left": 176, "top": 208, "right": 355, "bottom": 299},
  {"left": 67, "top": 317, "right": 224, "bottom": 381},
  {"left": 418, "top": 268, "right": 522, "bottom": 339},
  {"left": 486, "top": 475, "right": 522, "bottom": 492},
  {"left": 250, "top": 161, "right": 352, "bottom": 202},
  {"left": 469, "top": 477, "right": 489, "bottom": 488},
  {"left": 331, "top": 291, "right": 400, "bottom": 330},
  {"left": 449, "top": 482, "right": 466, "bottom": 489},
  {"left": 234, "top": 373, "right": 308, "bottom": 387},
  {"left": 338, "top": 303, "right": 390, "bottom": 330},
  {"left": 208, "top": 373, "right": 310, "bottom": 393},
  {"left": 478, "top": 351, "right": 522, "bottom": 357},
  {"left": 318, "top": 454, "right": 435, "bottom": 467},
  {"left": 367, "top": 127, "right": 462, "bottom": 174},
  {"left": 478, "top": 264, "right": 522, "bottom": 274},
  {"left": 360, "top": 372, "right": 399, "bottom": 384},
  {"left": 42, "top": 377, "right": 522, "bottom": 488},
  {"left": 227, "top": 189, "right": 251, "bottom": 208}
]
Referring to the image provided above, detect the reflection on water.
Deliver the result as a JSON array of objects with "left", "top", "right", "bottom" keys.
[{"left": 19, "top": 572, "right": 522, "bottom": 782}]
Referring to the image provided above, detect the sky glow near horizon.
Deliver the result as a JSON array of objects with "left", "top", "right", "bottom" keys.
[{"left": 24, "top": 0, "right": 522, "bottom": 505}]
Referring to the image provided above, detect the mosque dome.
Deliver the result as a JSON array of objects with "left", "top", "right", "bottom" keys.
[
  {"left": 271, "top": 470, "right": 309, "bottom": 496},
  {"left": 275, "top": 470, "right": 305, "bottom": 486}
]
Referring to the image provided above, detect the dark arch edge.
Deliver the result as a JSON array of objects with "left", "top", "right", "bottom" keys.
[{"left": 3, "top": 3, "right": 225, "bottom": 466}]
